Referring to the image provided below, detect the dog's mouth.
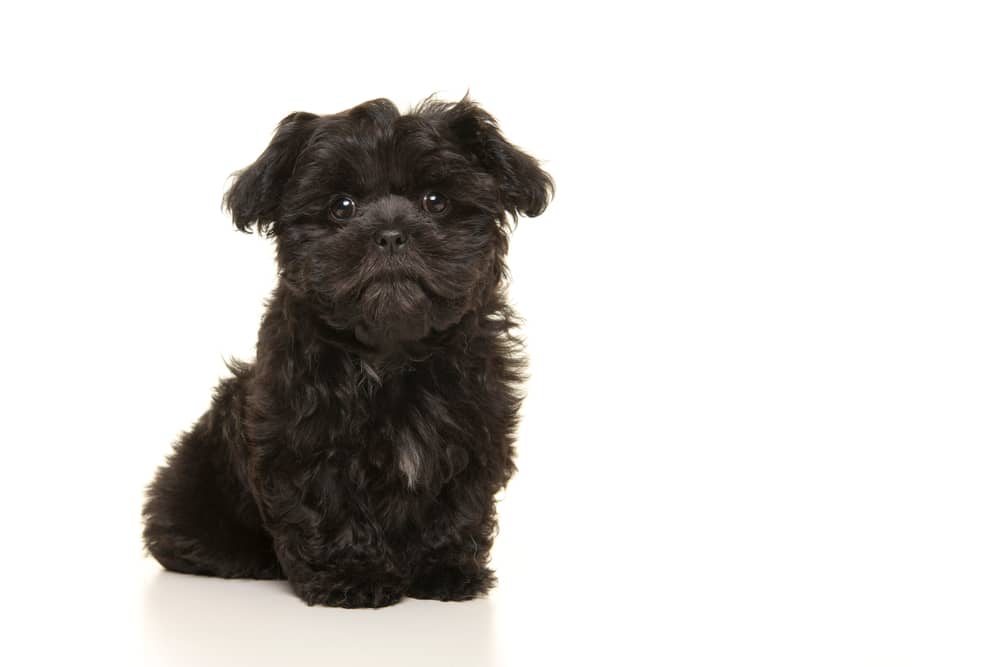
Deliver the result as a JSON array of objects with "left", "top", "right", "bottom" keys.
[
  {"left": 355, "top": 278, "right": 434, "bottom": 345},
  {"left": 308, "top": 259, "right": 477, "bottom": 349},
  {"left": 359, "top": 278, "right": 430, "bottom": 307}
]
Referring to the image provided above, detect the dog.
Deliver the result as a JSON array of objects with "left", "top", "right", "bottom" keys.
[{"left": 142, "top": 96, "right": 552, "bottom": 608}]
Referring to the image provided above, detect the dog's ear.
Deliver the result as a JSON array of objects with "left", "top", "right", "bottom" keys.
[
  {"left": 444, "top": 98, "right": 553, "bottom": 220},
  {"left": 224, "top": 111, "right": 318, "bottom": 235}
]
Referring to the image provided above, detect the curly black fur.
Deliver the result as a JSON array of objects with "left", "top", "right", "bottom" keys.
[{"left": 142, "top": 96, "right": 552, "bottom": 608}]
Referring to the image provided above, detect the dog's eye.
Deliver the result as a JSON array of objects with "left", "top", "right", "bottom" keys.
[
  {"left": 329, "top": 196, "right": 357, "bottom": 220},
  {"left": 421, "top": 192, "right": 449, "bottom": 215}
]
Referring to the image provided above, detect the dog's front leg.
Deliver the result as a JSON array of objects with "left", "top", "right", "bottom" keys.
[
  {"left": 407, "top": 496, "right": 500, "bottom": 602},
  {"left": 251, "top": 456, "right": 406, "bottom": 608},
  {"left": 276, "top": 528, "right": 406, "bottom": 608}
]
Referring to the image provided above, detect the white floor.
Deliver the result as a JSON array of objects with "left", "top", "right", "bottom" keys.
[
  {"left": 19, "top": 537, "right": 659, "bottom": 667},
  {"left": 140, "top": 564, "right": 508, "bottom": 667}
]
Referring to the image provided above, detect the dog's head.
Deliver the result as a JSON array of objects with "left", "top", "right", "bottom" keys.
[{"left": 224, "top": 96, "right": 552, "bottom": 350}]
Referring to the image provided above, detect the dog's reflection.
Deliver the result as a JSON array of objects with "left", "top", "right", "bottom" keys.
[{"left": 142, "top": 570, "right": 498, "bottom": 666}]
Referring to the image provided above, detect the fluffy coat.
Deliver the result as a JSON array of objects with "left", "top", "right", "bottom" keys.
[{"left": 142, "top": 96, "right": 552, "bottom": 607}]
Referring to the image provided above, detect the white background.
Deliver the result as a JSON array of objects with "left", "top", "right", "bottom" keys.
[{"left": 1, "top": 1, "right": 998, "bottom": 665}]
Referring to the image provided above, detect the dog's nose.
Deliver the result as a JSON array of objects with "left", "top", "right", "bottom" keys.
[{"left": 375, "top": 229, "right": 407, "bottom": 255}]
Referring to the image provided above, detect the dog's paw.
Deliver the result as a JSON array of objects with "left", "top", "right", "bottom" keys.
[
  {"left": 408, "top": 564, "right": 496, "bottom": 602},
  {"left": 295, "top": 578, "right": 405, "bottom": 608}
]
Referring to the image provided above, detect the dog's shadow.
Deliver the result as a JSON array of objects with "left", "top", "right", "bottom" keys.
[{"left": 142, "top": 569, "right": 499, "bottom": 666}]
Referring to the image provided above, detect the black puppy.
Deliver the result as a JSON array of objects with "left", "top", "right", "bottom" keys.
[{"left": 142, "top": 96, "right": 552, "bottom": 608}]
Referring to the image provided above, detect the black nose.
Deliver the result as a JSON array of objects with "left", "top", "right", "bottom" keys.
[{"left": 375, "top": 229, "right": 407, "bottom": 255}]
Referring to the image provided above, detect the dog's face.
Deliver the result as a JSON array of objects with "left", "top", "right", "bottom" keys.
[{"left": 225, "top": 97, "right": 552, "bottom": 349}]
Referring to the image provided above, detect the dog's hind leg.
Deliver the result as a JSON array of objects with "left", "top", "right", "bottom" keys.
[{"left": 142, "top": 370, "right": 282, "bottom": 580}]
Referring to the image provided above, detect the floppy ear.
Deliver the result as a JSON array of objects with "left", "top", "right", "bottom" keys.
[
  {"left": 445, "top": 98, "right": 553, "bottom": 220},
  {"left": 224, "top": 111, "right": 318, "bottom": 234}
]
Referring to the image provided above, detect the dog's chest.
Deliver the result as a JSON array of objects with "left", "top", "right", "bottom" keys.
[
  {"left": 354, "top": 377, "right": 470, "bottom": 492},
  {"left": 396, "top": 436, "right": 423, "bottom": 489},
  {"left": 380, "top": 407, "right": 452, "bottom": 492}
]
